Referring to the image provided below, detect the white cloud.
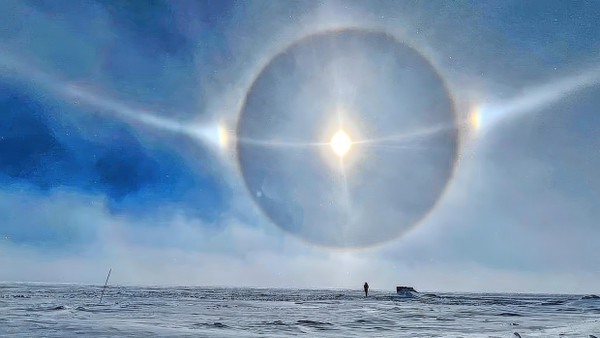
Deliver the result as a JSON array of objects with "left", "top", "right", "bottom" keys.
[{"left": 1, "top": 186, "right": 599, "bottom": 294}]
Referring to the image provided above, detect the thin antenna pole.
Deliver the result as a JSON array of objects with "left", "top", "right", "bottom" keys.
[{"left": 98, "top": 268, "right": 112, "bottom": 305}]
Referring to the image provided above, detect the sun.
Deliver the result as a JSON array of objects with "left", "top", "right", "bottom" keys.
[{"left": 330, "top": 130, "right": 352, "bottom": 157}]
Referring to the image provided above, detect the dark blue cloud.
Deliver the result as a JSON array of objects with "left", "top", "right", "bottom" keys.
[
  {"left": 0, "top": 82, "right": 228, "bottom": 226},
  {"left": 99, "top": 0, "right": 193, "bottom": 59},
  {"left": 1, "top": 0, "right": 238, "bottom": 248},
  {"left": 95, "top": 0, "right": 236, "bottom": 120},
  {"left": 14, "top": 0, "right": 237, "bottom": 120},
  {"left": 0, "top": 92, "right": 64, "bottom": 185}
]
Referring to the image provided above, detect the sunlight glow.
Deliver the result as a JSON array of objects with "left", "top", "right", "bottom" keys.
[
  {"left": 477, "top": 66, "right": 600, "bottom": 133},
  {"left": 218, "top": 125, "right": 229, "bottom": 149},
  {"left": 330, "top": 130, "right": 352, "bottom": 157},
  {"left": 470, "top": 106, "right": 481, "bottom": 132}
]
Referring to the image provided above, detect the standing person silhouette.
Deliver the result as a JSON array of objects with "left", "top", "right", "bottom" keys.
[{"left": 363, "top": 282, "right": 369, "bottom": 297}]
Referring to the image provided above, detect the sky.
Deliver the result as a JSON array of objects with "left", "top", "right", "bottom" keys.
[{"left": 1, "top": 0, "right": 599, "bottom": 293}]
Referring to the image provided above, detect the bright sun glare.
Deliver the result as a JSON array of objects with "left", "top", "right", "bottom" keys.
[{"left": 330, "top": 130, "right": 352, "bottom": 157}]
